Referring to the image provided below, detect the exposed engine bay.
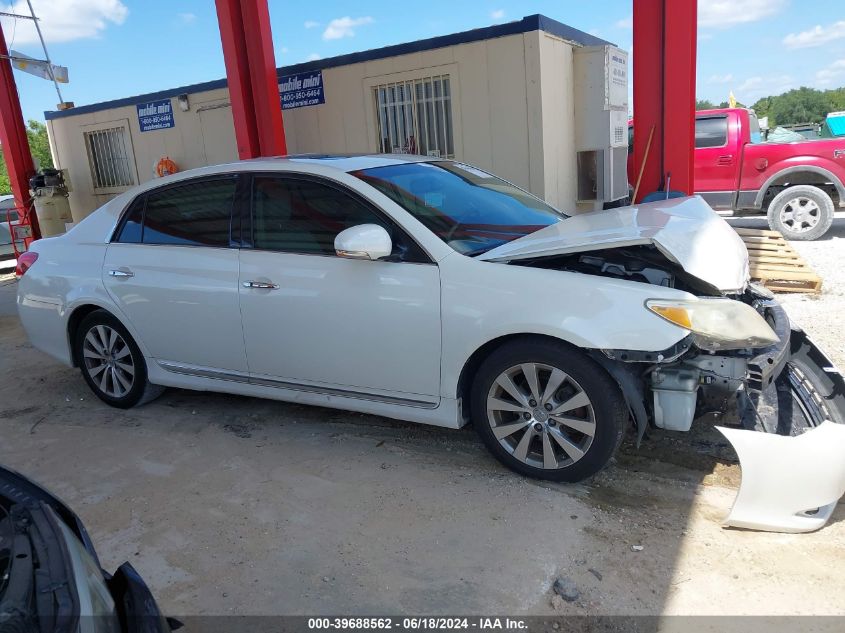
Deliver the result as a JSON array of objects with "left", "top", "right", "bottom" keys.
[
  {"left": 511, "top": 244, "right": 720, "bottom": 296},
  {"left": 512, "top": 245, "right": 844, "bottom": 440}
]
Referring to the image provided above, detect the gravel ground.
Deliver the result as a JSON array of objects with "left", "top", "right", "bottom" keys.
[
  {"left": 729, "top": 216, "right": 845, "bottom": 370},
  {"left": 1, "top": 226, "right": 845, "bottom": 618}
]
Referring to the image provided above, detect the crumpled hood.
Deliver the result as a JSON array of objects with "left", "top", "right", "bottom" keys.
[{"left": 478, "top": 196, "right": 749, "bottom": 293}]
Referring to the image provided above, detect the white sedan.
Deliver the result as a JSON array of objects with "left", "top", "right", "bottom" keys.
[{"left": 16, "top": 155, "right": 844, "bottom": 481}]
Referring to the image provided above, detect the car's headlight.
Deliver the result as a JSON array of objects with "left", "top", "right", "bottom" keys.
[{"left": 646, "top": 298, "right": 779, "bottom": 351}]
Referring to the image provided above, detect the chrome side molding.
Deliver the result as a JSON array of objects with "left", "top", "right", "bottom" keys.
[{"left": 157, "top": 361, "right": 438, "bottom": 409}]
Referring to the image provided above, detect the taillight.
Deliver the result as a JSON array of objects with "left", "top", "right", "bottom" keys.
[{"left": 15, "top": 251, "right": 38, "bottom": 276}]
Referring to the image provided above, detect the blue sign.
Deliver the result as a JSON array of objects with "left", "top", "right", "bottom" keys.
[
  {"left": 280, "top": 70, "right": 325, "bottom": 110},
  {"left": 137, "top": 99, "right": 175, "bottom": 132}
]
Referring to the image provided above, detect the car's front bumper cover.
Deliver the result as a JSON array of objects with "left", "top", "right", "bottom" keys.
[
  {"left": 740, "top": 299, "right": 845, "bottom": 433},
  {"left": 725, "top": 300, "right": 845, "bottom": 532}
]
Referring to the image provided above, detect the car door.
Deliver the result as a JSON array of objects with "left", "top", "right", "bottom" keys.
[
  {"left": 103, "top": 174, "right": 249, "bottom": 373},
  {"left": 694, "top": 114, "right": 736, "bottom": 209},
  {"left": 237, "top": 173, "right": 441, "bottom": 403}
]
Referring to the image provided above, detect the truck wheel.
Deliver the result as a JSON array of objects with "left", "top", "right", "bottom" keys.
[{"left": 767, "top": 185, "right": 834, "bottom": 241}]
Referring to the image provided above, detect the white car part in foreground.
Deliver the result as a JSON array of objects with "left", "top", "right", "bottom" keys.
[{"left": 718, "top": 422, "right": 845, "bottom": 533}]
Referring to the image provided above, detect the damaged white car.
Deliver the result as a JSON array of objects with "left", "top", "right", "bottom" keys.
[{"left": 17, "top": 156, "right": 845, "bottom": 488}]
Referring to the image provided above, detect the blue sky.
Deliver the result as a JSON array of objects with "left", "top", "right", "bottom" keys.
[{"left": 2, "top": 0, "right": 844, "bottom": 122}]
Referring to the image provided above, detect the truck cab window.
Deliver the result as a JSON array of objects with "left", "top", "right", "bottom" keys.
[{"left": 695, "top": 116, "right": 728, "bottom": 148}]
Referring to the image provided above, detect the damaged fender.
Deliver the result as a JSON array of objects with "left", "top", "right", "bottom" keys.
[{"left": 717, "top": 422, "right": 845, "bottom": 533}]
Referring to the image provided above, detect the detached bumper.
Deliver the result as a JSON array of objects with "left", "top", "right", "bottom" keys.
[
  {"left": 718, "top": 422, "right": 845, "bottom": 533},
  {"left": 727, "top": 301, "right": 845, "bottom": 532}
]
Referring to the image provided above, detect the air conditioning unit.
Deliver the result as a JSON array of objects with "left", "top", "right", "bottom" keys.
[
  {"left": 574, "top": 45, "right": 630, "bottom": 209},
  {"left": 576, "top": 146, "right": 629, "bottom": 203}
]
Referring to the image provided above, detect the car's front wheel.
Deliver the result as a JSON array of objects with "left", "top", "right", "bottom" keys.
[
  {"left": 471, "top": 339, "right": 627, "bottom": 482},
  {"left": 74, "top": 310, "right": 164, "bottom": 408}
]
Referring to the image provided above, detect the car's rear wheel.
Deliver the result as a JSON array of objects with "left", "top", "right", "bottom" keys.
[
  {"left": 767, "top": 185, "right": 834, "bottom": 241},
  {"left": 471, "top": 339, "right": 626, "bottom": 482},
  {"left": 74, "top": 310, "right": 163, "bottom": 408}
]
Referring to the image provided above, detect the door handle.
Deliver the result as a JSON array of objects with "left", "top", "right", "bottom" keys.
[
  {"left": 717, "top": 154, "right": 734, "bottom": 165},
  {"left": 108, "top": 268, "right": 134, "bottom": 278},
  {"left": 242, "top": 280, "right": 279, "bottom": 289}
]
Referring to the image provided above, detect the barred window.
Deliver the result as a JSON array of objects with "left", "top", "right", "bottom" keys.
[
  {"left": 84, "top": 126, "right": 135, "bottom": 189},
  {"left": 374, "top": 75, "right": 454, "bottom": 159}
]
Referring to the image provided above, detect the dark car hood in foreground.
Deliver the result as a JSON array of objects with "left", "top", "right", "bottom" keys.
[
  {"left": 0, "top": 465, "right": 173, "bottom": 632},
  {"left": 0, "top": 465, "right": 100, "bottom": 567}
]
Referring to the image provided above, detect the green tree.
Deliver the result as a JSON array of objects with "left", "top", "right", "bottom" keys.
[
  {"left": 748, "top": 87, "right": 845, "bottom": 126},
  {"left": 0, "top": 156, "right": 9, "bottom": 195},
  {"left": 696, "top": 98, "right": 717, "bottom": 110},
  {"left": 27, "top": 120, "right": 53, "bottom": 171},
  {"left": 0, "top": 119, "right": 53, "bottom": 194}
]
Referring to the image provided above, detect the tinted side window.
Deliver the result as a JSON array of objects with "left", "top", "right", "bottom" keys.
[
  {"left": 695, "top": 116, "right": 728, "bottom": 148},
  {"left": 142, "top": 178, "right": 236, "bottom": 246},
  {"left": 116, "top": 197, "right": 144, "bottom": 243},
  {"left": 252, "top": 177, "right": 389, "bottom": 255}
]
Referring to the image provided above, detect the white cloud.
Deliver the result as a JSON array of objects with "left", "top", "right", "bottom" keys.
[
  {"left": 615, "top": 15, "right": 632, "bottom": 29},
  {"left": 783, "top": 21, "right": 845, "bottom": 49},
  {"left": 306, "top": 53, "right": 321, "bottom": 62},
  {"left": 490, "top": 9, "right": 505, "bottom": 20},
  {"left": 177, "top": 12, "right": 195, "bottom": 25},
  {"left": 707, "top": 73, "right": 734, "bottom": 84},
  {"left": 304, "top": 20, "right": 320, "bottom": 29},
  {"left": 698, "top": 0, "right": 786, "bottom": 28},
  {"left": 816, "top": 59, "right": 845, "bottom": 87},
  {"left": 0, "top": 0, "right": 128, "bottom": 44},
  {"left": 733, "top": 74, "right": 794, "bottom": 102},
  {"left": 279, "top": 46, "right": 289, "bottom": 54},
  {"left": 322, "top": 16, "right": 373, "bottom": 40},
  {"left": 738, "top": 76, "right": 763, "bottom": 91}
]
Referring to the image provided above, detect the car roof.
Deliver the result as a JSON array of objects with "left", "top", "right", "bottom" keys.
[{"left": 245, "top": 153, "right": 443, "bottom": 173}]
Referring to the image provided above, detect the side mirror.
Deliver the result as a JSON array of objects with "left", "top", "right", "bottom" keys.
[{"left": 334, "top": 224, "right": 393, "bottom": 261}]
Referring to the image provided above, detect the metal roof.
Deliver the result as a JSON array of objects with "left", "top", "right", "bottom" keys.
[{"left": 44, "top": 14, "right": 612, "bottom": 121}]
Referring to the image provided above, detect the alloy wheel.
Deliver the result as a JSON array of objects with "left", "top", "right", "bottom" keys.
[
  {"left": 82, "top": 325, "right": 135, "bottom": 398},
  {"left": 486, "top": 363, "right": 596, "bottom": 469},
  {"left": 780, "top": 197, "right": 820, "bottom": 233}
]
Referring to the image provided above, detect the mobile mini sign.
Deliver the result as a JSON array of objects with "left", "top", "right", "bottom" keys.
[
  {"left": 137, "top": 99, "right": 175, "bottom": 132},
  {"left": 280, "top": 70, "right": 325, "bottom": 110}
]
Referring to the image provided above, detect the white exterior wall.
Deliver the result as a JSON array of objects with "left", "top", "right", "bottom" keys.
[
  {"left": 47, "top": 87, "right": 236, "bottom": 221},
  {"left": 47, "top": 31, "right": 584, "bottom": 220},
  {"left": 535, "top": 32, "right": 582, "bottom": 213}
]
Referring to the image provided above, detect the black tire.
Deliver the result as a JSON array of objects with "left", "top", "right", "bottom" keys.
[
  {"left": 767, "top": 185, "right": 834, "bottom": 241},
  {"left": 470, "top": 338, "right": 627, "bottom": 482},
  {"left": 74, "top": 309, "right": 164, "bottom": 409}
]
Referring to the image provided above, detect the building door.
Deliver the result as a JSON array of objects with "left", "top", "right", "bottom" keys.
[{"left": 199, "top": 103, "right": 238, "bottom": 166}]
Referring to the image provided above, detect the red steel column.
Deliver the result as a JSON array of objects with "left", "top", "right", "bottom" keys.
[
  {"left": 215, "top": 0, "right": 287, "bottom": 159},
  {"left": 632, "top": 0, "right": 697, "bottom": 200},
  {"left": 241, "top": 0, "right": 287, "bottom": 156},
  {"left": 0, "top": 24, "right": 39, "bottom": 238},
  {"left": 662, "top": 0, "right": 697, "bottom": 196}
]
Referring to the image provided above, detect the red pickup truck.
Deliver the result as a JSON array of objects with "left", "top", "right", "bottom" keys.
[{"left": 629, "top": 108, "right": 845, "bottom": 240}]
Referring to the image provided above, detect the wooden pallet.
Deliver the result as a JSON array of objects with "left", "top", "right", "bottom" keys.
[{"left": 734, "top": 228, "right": 822, "bottom": 294}]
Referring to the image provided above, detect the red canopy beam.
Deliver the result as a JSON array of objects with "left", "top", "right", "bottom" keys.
[
  {"left": 215, "top": 0, "right": 287, "bottom": 159},
  {"left": 632, "top": 0, "right": 697, "bottom": 201},
  {"left": 0, "top": 23, "right": 39, "bottom": 238}
]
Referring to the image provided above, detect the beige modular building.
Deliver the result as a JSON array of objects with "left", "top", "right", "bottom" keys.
[{"left": 45, "top": 14, "right": 629, "bottom": 222}]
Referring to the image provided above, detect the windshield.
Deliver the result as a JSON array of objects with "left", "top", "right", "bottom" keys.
[{"left": 353, "top": 161, "right": 566, "bottom": 256}]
